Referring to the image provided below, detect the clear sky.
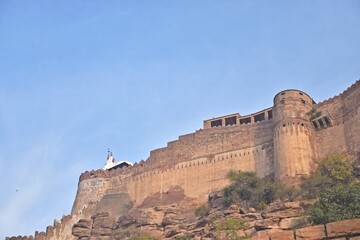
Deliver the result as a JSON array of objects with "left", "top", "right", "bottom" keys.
[{"left": 0, "top": 0, "right": 359, "bottom": 238}]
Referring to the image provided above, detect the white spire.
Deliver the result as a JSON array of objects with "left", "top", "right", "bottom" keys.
[{"left": 103, "top": 148, "right": 116, "bottom": 170}]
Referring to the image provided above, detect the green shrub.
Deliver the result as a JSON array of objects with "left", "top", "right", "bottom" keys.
[
  {"left": 279, "top": 186, "right": 303, "bottom": 202},
  {"left": 318, "top": 155, "right": 354, "bottom": 183},
  {"left": 309, "top": 182, "right": 360, "bottom": 224},
  {"left": 302, "top": 155, "right": 354, "bottom": 198},
  {"left": 195, "top": 204, "right": 208, "bottom": 218},
  {"left": 301, "top": 155, "right": 360, "bottom": 224},
  {"left": 223, "top": 171, "right": 282, "bottom": 209},
  {"left": 306, "top": 108, "right": 322, "bottom": 120},
  {"left": 214, "top": 218, "right": 249, "bottom": 240}
]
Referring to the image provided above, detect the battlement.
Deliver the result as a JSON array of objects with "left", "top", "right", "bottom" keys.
[{"left": 316, "top": 79, "right": 360, "bottom": 107}]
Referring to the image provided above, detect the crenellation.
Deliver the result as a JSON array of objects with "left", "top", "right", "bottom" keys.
[{"left": 340, "top": 79, "right": 360, "bottom": 99}]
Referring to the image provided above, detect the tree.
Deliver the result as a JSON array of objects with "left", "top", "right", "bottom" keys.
[
  {"left": 309, "top": 182, "right": 360, "bottom": 224},
  {"left": 223, "top": 171, "right": 282, "bottom": 209},
  {"left": 302, "top": 155, "right": 360, "bottom": 224},
  {"left": 214, "top": 218, "right": 249, "bottom": 240},
  {"left": 302, "top": 155, "right": 354, "bottom": 198}
]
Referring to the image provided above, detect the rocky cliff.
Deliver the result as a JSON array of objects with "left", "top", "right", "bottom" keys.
[{"left": 7, "top": 191, "right": 360, "bottom": 240}]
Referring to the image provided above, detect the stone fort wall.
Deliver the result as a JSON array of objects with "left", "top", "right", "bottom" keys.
[
  {"left": 72, "top": 80, "right": 360, "bottom": 220},
  {"left": 72, "top": 119, "right": 275, "bottom": 217}
]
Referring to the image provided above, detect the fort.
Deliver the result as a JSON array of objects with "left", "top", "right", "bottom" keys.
[
  {"left": 70, "top": 80, "right": 360, "bottom": 219},
  {"left": 7, "top": 80, "right": 360, "bottom": 240}
]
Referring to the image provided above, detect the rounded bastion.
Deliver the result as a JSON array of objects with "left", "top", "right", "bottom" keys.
[{"left": 272, "top": 89, "right": 316, "bottom": 186}]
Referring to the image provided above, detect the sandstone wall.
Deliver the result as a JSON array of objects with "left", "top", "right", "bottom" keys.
[
  {"left": 71, "top": 173, "right": 133, "bottom": 220},
  {"left": 315, "top": 80, "right": 360, "bottom": 161},
  {"left": 145, "top": 119, "right": 274, "bottom": 169},
  {"left": 125, "top": 120, "right": 274, "bottom": 205},
  {"left": 71, "top": 177, "right": 112, "bottom": 218},
  {"left": 127, "top": 139, "right": 273, "bottom": 205},
  {"left": 72, "top": 119, "right": 274, "bottom": 217},
  {"left": 342, "top": 80, "right": 360, "bottom": 156},
  {"left": 6, "top": 215, "right": 79, "bottom": 240}
]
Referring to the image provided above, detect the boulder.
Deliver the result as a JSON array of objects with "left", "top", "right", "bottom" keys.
[
  {"left": 91, "top": 212, "right": 110, "bottom": 219},
  {"left": 91, "top": 227, "right": 112, "bottom": 236},
  {"left": 72, "top": 227, "right": 91, "bottom": 237},
  {"left": 284, "top": 201, "right": 301, "bottom": 209},
  {"left": 265, "top": 201, "right": 284, "bottom": 213},
  {"left": 224, "top": 205, "right": 240, "bottom": 215},
  {"left": 279, "top": 216, "right": 310, "bottom": 230},
  {"left": 73, "top": 219, "right": 93, "bottom": 229},
  {"left": 164, "top": 228, "right": 179, "bottom": 238},
  {"left": 92, "top": 217, "right": 116, "bottom": 229},
  {"left": 249, "top": 207, "right": 256, "bottom": 213},
  {"left": 326, "top": 218, "right": 360, "bottom": 238},
  {"left": 250, "top": 229, "right": 294, "bottom": 240},
  {"left": 244, "top": 213, "right": 263, "bottom": 221},
  {"left": 263, "top": 208, "right": 304, "bottom": 219},
  {"left": 240, "top": 207, "right": 248, "bottom": 214},
  {"left": 295, "top": 225, "right": 326, "bottom": 240},
  {"left": 254, "top": 218, "right": 279, "bottom": 230},
  {"left": 162, "top": 212, "right": 186, "bottom": 226},
  {"left": 116, "top": 215, "right": 136, "bottom": 228},
  {"left": 210, "top": 197, "right": 224, "bottom": 209}
]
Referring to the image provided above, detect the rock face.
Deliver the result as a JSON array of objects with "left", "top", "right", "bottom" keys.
[
  {"left": 68, "top": 193, "right": 360, "bottom": 240},
  {"left": 6, "top": 192, "right": 360, "bottom": 240},
  {"left": 72, "top": 219, "right": 92, "bottom": 238},
  {"left": 71, "top": 212, "right": 116, "bottom": 240}
]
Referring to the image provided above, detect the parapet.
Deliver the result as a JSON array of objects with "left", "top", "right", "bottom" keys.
[
  {"left": 273, "top": 89, "right": 314, "bottom": 105},
  {"left": 316, "top": 79, "right": 360, "bottom": 107},
  {"left": 203, "top": 107, "right": 273, "bottom": 129}
]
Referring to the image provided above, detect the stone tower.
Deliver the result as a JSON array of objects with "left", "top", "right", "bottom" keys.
[{"left": 273, "top": 89, "right": 316, "bottom": 186}]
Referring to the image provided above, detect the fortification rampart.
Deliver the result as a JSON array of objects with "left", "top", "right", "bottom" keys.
[
  {"left": 73, "top": 119, "right": 275, "bottom": 216},
  {"left": 10, "top": 214, "right": 80, "bottom": 240},
  {"left": 72, "top": 80, "right": 360, "bottom": 222},
  {"left": 79, "top": 117, "right": 275, "bottom": 181}
]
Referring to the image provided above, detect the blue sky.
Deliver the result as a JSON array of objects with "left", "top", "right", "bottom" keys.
[{"left": 0, "top": 0, "right": 359, "bottom": 238}]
